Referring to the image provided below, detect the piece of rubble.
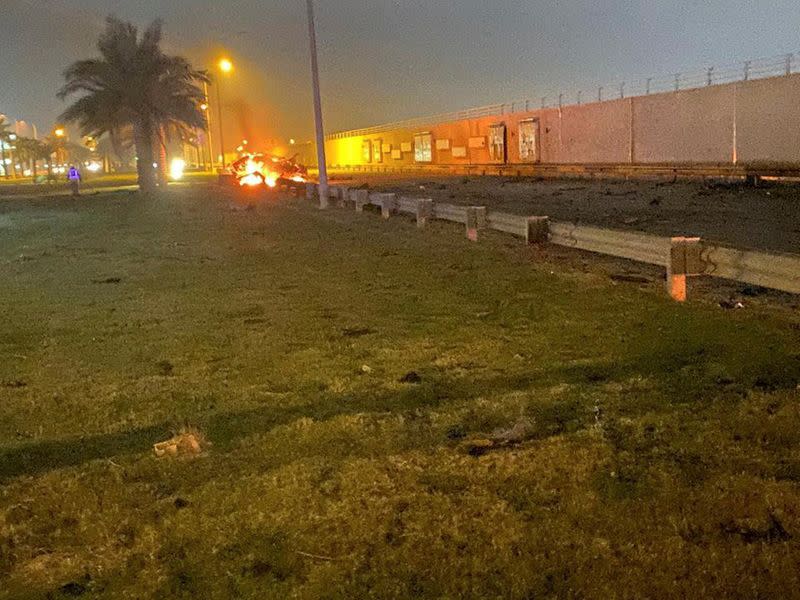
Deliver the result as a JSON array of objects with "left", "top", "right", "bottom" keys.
[{"left": 153, "top": 428, "right": 208, "bottom": 458}]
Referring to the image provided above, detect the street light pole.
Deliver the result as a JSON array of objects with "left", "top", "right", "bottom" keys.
[
  {"left": 306, "top": 0, "right": 329, "bottom": 208},
  {"left": 215, "top": 76, "right": 227, "bottom": 170},
  {"left": 202, "top": 82, "right": 214, "bottom": 171}
]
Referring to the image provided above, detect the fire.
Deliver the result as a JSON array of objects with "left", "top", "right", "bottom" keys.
[
  {"left": 231, "top": 152, "right": 308, "bottom": 188},
  {"left": 236, "top": 155, "right": 279, "bottom": 187}
]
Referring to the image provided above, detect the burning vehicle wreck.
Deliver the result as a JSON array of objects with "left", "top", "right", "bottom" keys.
[{"left": 230, "top": 153, "right": 309, "bottom": 188}]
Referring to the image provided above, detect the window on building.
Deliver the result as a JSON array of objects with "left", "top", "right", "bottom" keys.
[
  {"left": 488, "top": 124, "right": 506, "bottom": 162},
  {"left": 373, "top": 139, "right": 383, "bottom": 163},
  {"left": 518, "top": 119, "right": 540, "bottom": 162},
  {"left": 362, "top": 140, "right": 372, "bottom": 163},
  {"left": 414, "top": 132, "right": 433, "bottom": 163}
]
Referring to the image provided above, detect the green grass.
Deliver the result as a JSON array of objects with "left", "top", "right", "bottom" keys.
[{"left": 1, "top": 187, "right": 800, "bottom": 598}]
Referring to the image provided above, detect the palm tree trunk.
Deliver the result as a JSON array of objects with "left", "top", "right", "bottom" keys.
[
  {"left": 156, "top": 127, "right": 168, "bottom": 187},
  {"left": 134, "top": 122, "right": 157, "bottom": 193}
]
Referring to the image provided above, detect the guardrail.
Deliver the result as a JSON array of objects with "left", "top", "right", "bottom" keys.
[{"left": 304, "top": 183, "right": 800, "bottom": 302}]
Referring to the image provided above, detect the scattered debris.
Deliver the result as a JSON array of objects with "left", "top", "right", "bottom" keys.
[
  {"left": 174, "top": 497, "right": 190, "bottom": 509},
  {"left": 2, "top": 379, "right": 27, "bottom": 388},
  {"left": 360, "top": 364, "right": 372, "bottom": 374},
  {"left": 59, "top": 574, "right": 91, "bottom": 597},
  {"left": 342, "top": 327, "right": 375, "bottom": 338},
  {"left": 461, "top": 418, "right": 537, "bottom": 456},
  {"left": 399, "top": 371, "right": 422, "bottom": 384},
  {"left": 721, "top": 513, "right": 791, "bottom": 544},
  {"left": 155, "top": 359, "right": 174, "bottom": 376},
  {"left": 622, "top": 217, "right": 640, "bottom": 225},
  {"left": 446, "top": 424, "right": 466, "bottom": 440},
  {"left": 463, "top": 438, "right": 494, "bottom": 457},
  {"left": 91, "top": 277, "right": 121, "bottom": 284},
  {"left": 489, "top": 418, "right": 535, "bottom": 444},
  {"left": 153, "top": 428, "right": 208, "bottom": 458},
  {"left": 719, "top": 299, "right": 745, "bottom": 310},
  {"left": 296, "top": 550, "right": 337, "bottom": 561},
  {"left": 649, "top": 197, "right": 662, "bottom": 206}
]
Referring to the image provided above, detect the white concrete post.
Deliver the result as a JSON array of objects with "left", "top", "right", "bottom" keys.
[
  {"left": 416, "top": 199, "right": 434, "bottom": 228},
  {"left": 465, "top": 206, "right": 487, "bottom": 242},
  {"left": 337, "top": 186, "right": 350, "bottom": 208},
  {"left": 352, "top": 189, "right": 370, "bottom": 212},
  {"left": 368, "top": 193, "right": 396, "bottom": 219},
  {"left": 667, "top": 237, "right": 702, "bottom": 302},
  {"left": 525, "top": 217, "right": 550, "bottom": 244}
]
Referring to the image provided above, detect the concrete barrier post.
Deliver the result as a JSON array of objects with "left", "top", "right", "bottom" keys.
[
  {"left": 465, "top": 206, "right": 487, "bottom": 241},
  {"left": 337, "top": 186, "right": 350, "bottom": 208},
  {"left": 416, "top": 199, "right": 434, "bottom": 228},
  {"left": 667, "top": 236, "right": 702, "bottom": 302},
  {"left": 525, "top": 217, "right": 550, "bottom": 244},
  {"left": 305, "top": 182, "right": 316, "bottom": 200},
  {"left": 378, "top": 193, "right": 397, "bottom": 219},
  {"left": 352, "top": 189, "right": 370, "bottom": 212}
]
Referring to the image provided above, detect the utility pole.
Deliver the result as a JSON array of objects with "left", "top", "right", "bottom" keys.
[
  {"left": 306, "top": 0, "right": 329, "bottom": 208},
  {"left": 216, "top": 78, "right": 227, "bottom": 169},
  {"left": 202, "top": 82, "right": 215, "bottom": 171}
]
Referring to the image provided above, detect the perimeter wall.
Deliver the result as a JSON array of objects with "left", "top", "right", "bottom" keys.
[{"left": 325, "top": 74, "right": 800, "bottom": 170}]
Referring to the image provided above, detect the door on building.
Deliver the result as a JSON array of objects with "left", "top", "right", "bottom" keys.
[
  {"left": 362, "top": 140, "right": 372, "bottom": 163},
  {"left": 373, "top": 139, "right": 383, "bottom": 163},
  {"left": 518, "top": 119, "right": 540, "bottom": 163},
  {"left": 488, "top": 124, "right": 507, "bottom": 163},
  {"left": 413, "top": 132, "right": 433, "bottom": 163}
]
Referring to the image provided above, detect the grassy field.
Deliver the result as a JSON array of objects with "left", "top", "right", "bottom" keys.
[{"left": 1, "top": 186, "right": 800, "bottom": 598}]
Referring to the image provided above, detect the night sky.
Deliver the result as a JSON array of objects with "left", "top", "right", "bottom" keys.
[{"left": 2, "top": 0, "right": 800, "bottom": 146}]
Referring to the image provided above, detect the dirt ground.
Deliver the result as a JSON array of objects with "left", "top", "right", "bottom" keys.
[{"left": 333, "top": 174, "right": 800, "bottom": 255}]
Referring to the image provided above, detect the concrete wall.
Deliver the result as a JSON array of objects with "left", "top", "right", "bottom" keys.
[
  {"left": 634, "top": 84, "right": 734, "bottom": 164},
  {"left": 736, "top": 75, "right": 800, "bottom": 165},
  {"left": 325, "top": 73, "right": 800, "bottom": 169}
]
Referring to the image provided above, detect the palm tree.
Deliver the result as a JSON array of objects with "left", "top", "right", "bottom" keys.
[
  {"left": 0, "top": 115, "right": 11, "bottom": 179},
  {"left": 13, "top": 137, "right": 37, "bottom": 179},
  {"left": 57, "top": 17, "right": 208, "bottom": 192}
]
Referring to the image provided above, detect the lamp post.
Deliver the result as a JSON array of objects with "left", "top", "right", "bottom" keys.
[
  {"left": 53, "top": 127, "right": 66, "bottom": 170},
  {"left": 306, "top": 0, "right": 329, "bottom": 208},
  {"left": 201, "top": 83, "right": 214, "bottom": 171},
  {"left": 216, "top": 58, "right": 233, "bottom": 170}
]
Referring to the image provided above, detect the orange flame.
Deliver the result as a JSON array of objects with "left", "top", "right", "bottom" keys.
[{"left": 233, "top": 152, "right": 307, "bottom": 188}]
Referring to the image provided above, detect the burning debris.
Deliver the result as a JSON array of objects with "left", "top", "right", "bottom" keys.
[{"left": 231, "top": 152, "right": 309, "bottom": 188}]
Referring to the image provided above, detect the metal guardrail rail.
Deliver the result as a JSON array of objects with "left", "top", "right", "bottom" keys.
[
  {"left": 487, "top": 212, "right": 530, "bottom": 237},
  {"left": 432, "top": 203, "right": 468, "bottom": 224},
  {"left": 549, "top": 222, "right": 669, "bottom": 266},
  {"left": 701, "top": 245, "right": 800, "bottom": 294},
  {"left": 328, "top": 51, "right": 800, "bottom": 140}
]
